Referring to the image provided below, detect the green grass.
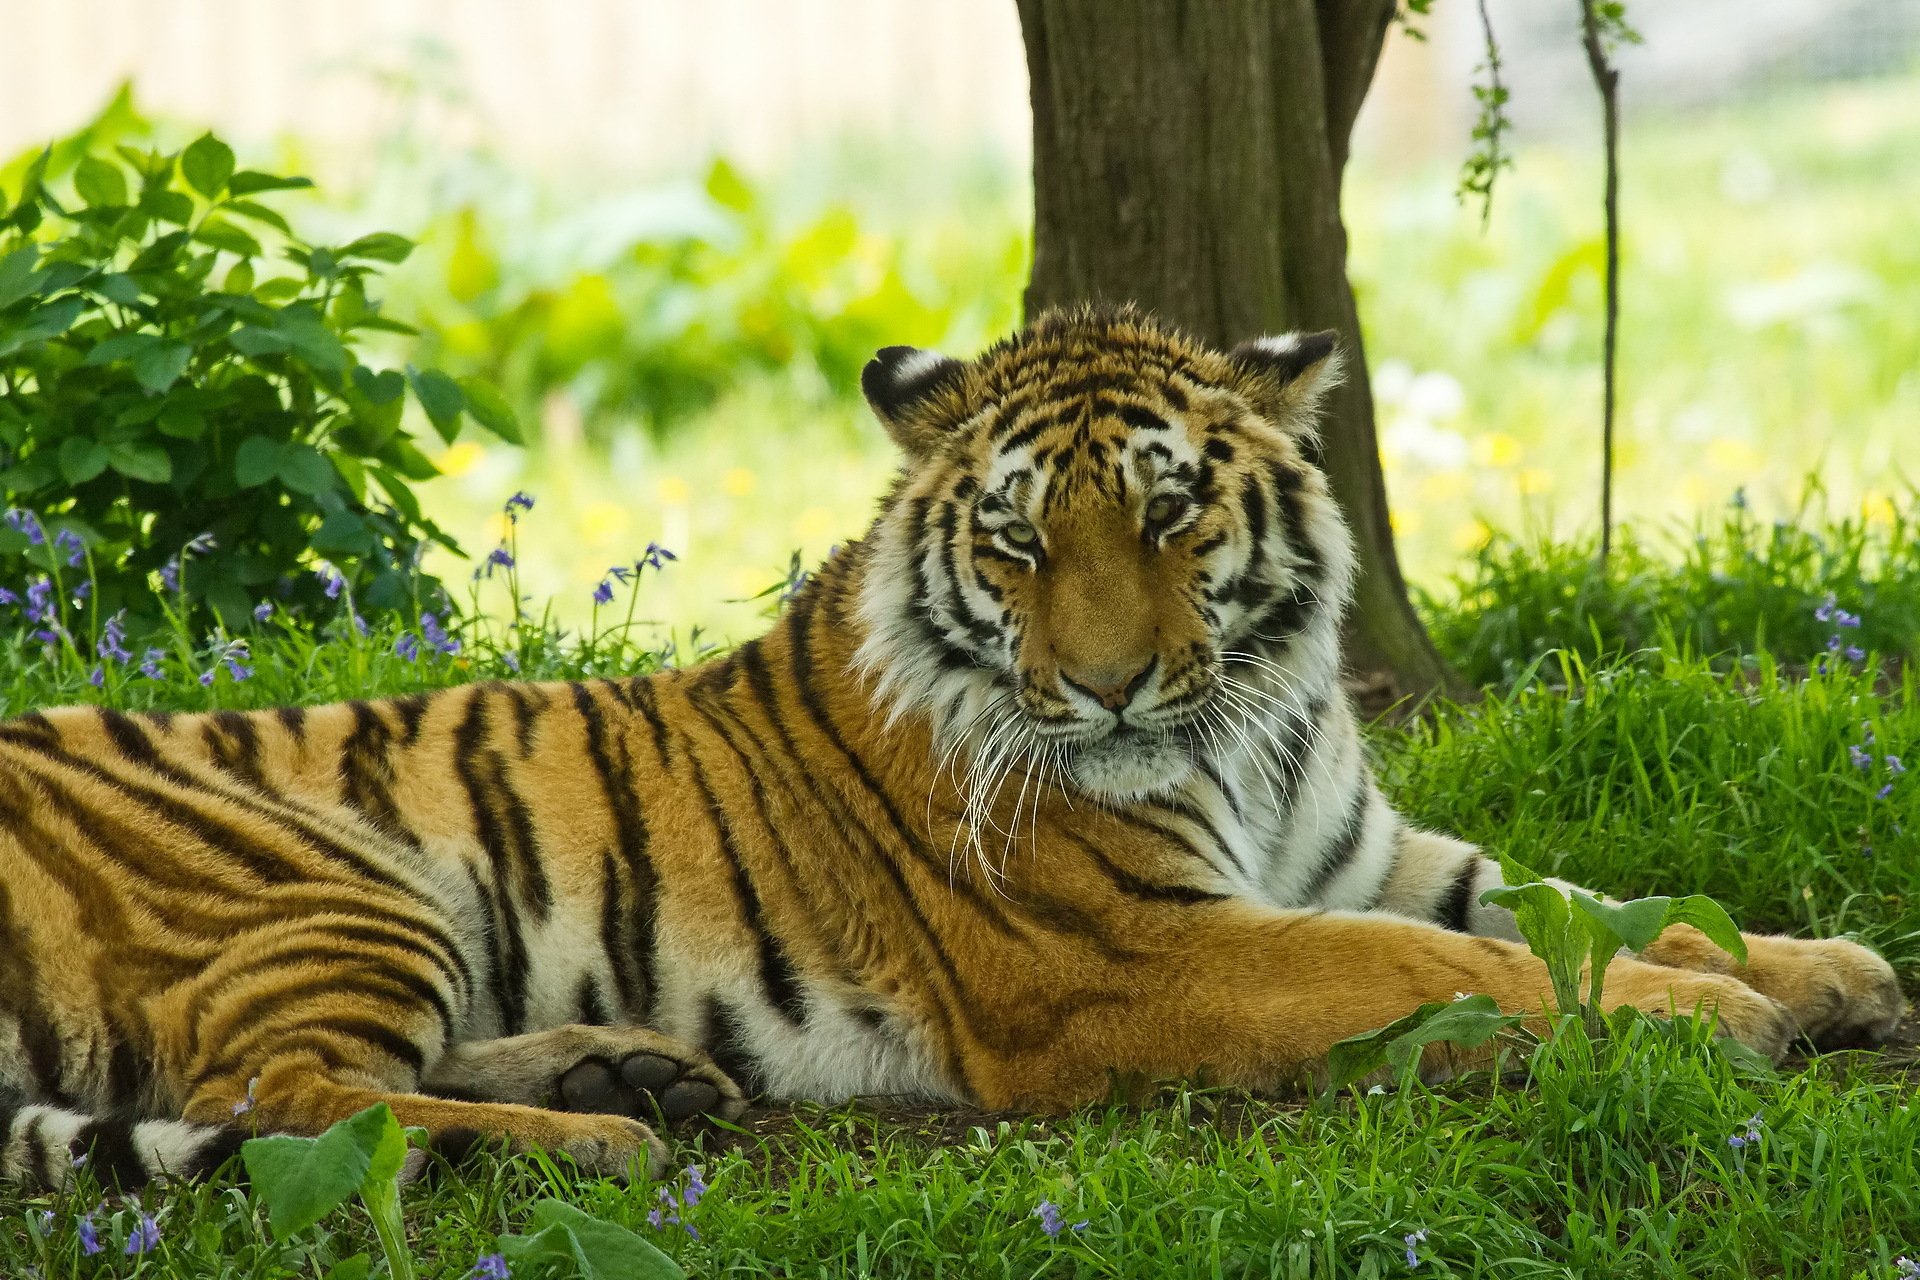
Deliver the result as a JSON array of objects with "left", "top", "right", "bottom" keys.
[{"left": 2, "top": 516, "right": 1918, "bottom": 1277}]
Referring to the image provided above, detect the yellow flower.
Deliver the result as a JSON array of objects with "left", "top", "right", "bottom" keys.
[
  {"left": 656, "top": 475, "right": 691, "bottom": 507},
  {"left": 1517, "top": 467, "right": 1553, "bottom": 496},
  {"left": 1862, "top": 491, "right": 1896, "bottom": 525},
  {"left": 1451, "top": 518, "right": 1492, "bottom": 552},
  {"left": 794, "top": 506, "right": 837, "bottom": 541},
  {"left": 1418, "top": 470, "right": 1470, "bottom": 501},
  {"left": 1705, "top": 437, "right": 1760, "bottom": 471},
  {"left": 1389, "top": 507, "right": 1424, "bottom": 536},
  {"left": 721, "top": 467, "right": 758, "bottom": 497},
  {"left": 729, "top": 566, "right": 766, "bottom": 597},
  {"left": 1471, "top": 433, "right": 1524, "bottom": 468},
  {"left": 436, "top": 440, "right": 486, "bottom": 478},
  {"left": 580, "top": 501, "right": 628, "bottom": 543}
]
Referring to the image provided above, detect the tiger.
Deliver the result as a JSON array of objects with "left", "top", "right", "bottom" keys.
[{"left": 0, "top": 305, "right": 1904, "bottom": 1189}]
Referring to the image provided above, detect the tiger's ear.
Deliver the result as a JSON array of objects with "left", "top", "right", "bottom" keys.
[
  {"left": 1226, "top": 330, "right": 1343, "bottom": 435},
  {"left": 862, "top": 345, "right": 968, "bottom": 459}
]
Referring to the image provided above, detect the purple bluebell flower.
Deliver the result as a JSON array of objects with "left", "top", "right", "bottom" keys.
[
  {"left": 421, "top": 612, "right": 459, "bottom": 655},
  {"left": 160, "top": 558, "right": 181, "bottom": 592},
  {"left": 54, "top": 528, "right": 84, "bottom": 568},
  {"left": 24, "top": 576, "right": 54, "bottom": 624},
  {"left": 232, "top": 1077, "right": 258, "bottom": 1116},
  {"left": 1895, "top": 1255, "right": 1920, "bottom": 1280},
  {"left": 1878, "top": 783, "right": 1895, "bottom": 801},
  {"left": 98, "top": 611, "right": 132, "bottom": 663},
  {"left": 592, "top": 578, "right": 615, "bottom": 606},
  {"left": 124, "top": 1211, "right": 160, "bottom": 1255},
  {"left": 1851, "top": 745, "right": 1874, "bottom": 771},
  {"left": 640, "top": 542, "right": 676, "bottom": 571},
  {"left": 1404, "top": 1228, "right": 1429, "bottom": 1269},
  {"left": 5, "top": 508, "right": 46, "bottom": 546},
  {"left": 505, "top": 491, "right": 535, "bottom": 517},
  {"left": 317, "top": 565, "right": 346, "bottom": 599},
  {"left": 683, "top": 1165, "right": 707, "bottom": 1209},
  {"left": 1837, "top": 610, "right": 1862, "bottom": 629},
  {"left": 394, "top": 631, "right": 421, "bottom": 662},
  {"left": 484, "top": 546, "right": 514, "bottom": 575},
  {"left": 198, "top": 670, "right": 216, "bottom": 688},
  {"left": 89, "top": 665, "right": 105, "bottom": 688},
  {"left": 606, "top": 565, "right": 635, "bottom": 585},
  {"left": 140, "top": 648, "right": 165, "bottom": 679},
  {"left": 470, "top": 1256, "right": 510, "bottom": 1280},
  {"left": 1888, "top": 755, "right": 1906, "bottom": 776},
  {"left": 502, "top": 652, "right": 520, "bottom": 673},
  {"left": 0, "top": 586, "right": 16, "bottom": 607},
  {"left": 35, "top": 1209, "right": 53, "bottom": 1234},
  {"left": 1846, "top": 645, "right": 1866, "bottom": 662},
  {"left": 1727, "top": 1111, "right": 1763, "bottom": 1150},
  {"left": 184, "top": 532, "right": 216, "bottom": 556},
  {"left": 1828, "top": 635, "right": 1843, "bottom": 652},
  {"left": 77, "top": 1211, "right": 102, "bottom": 1256},
  {"left": 1815, "top": 595, "right": 1836, "bottom": 623},
  {"left": 71, "top": 580, "right": 90, "bottom": 603},
  {"left": 1033, "top": 1200, "right": 1088, "bottom": 1238},
  {"left": 253, "top": 601, "right": 273, "bottom": 622}
]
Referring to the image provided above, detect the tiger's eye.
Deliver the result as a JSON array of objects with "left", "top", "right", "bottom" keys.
[
  {"left": 1004, "top": 521, "right": 1038, "bottom": 546},
  {"left": 1145, "top": 494, "right": 1184, "bottom": 526}
]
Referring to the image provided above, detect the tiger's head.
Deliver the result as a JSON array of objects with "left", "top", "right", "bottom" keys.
[{"left": 853, "top": 305, "right": 1355, "bottom": 805}]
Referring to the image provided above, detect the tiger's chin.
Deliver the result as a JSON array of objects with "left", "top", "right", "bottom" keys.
[{"left": 1065, "top": 732, "right": 1194, "bottom": 803}]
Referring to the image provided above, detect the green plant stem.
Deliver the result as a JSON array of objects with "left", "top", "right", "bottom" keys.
[
  {"left": 1578, "top": 0, "right": 1623, "bottom": 569},
  {"left": 360, "top": 1181, "right": 414, "bottom": 1280}
]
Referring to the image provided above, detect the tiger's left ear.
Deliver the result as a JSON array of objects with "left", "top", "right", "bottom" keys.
[
  {"left": 862, "top": 345, "right": 969, "bottom": 459},
  {"left": 1226, "top": 330, "right": 1343, "bottom": 435}
]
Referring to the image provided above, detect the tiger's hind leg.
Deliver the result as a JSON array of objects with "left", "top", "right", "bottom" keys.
[{"left": 422, "top": 1026, "right": 748, "bottom": 1129}]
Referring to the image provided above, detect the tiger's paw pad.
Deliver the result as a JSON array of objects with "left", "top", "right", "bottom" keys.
[{"left": 556, "top": 1052, "right": 743, "bottom": 1126}]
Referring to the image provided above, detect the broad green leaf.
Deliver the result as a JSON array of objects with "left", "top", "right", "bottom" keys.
[
  {"left": 518, "top": 1199, "right": 686, "bottom": 1280},
  {"left": 352, "top": 365, "right": 407, "bottom": 405},
  {"left": 277, "top": 309, "right": 349, "bottom": 372},
  {"left": 322, "top": 1257, "right": 372, "bottom": 1280},
  {"left": 227, "top": 170, "right": 314, "bottom": 196},
  {"left": 74, "top": 156, "right": 127, "bottom": 208},
  {"left": 1663, "top": 895, "right": 1748, "bottom": 966},
  {"left": 128, "top": 229, "right": 191, "bottom": 273},
  {"left": 278, "top": 443, "right": 337, "bottom": 496},
  {"left": 457, "top": 377, "right": 523, "bottom": 444},
  {"left": 0, "top": 245, "right": 42, "bottom": 308},
  {"left": 181, "top": 133, "right": 236, "bottom": 198},
  {"left": 1382, "top": 993, "right": 1514, "bottom": 1075},
  {"left": 95, "top": 272, "right": 141, "bottom": 304},
  {"left": 0, "top": 296, "right": 87, "bottom": 357},
  {"left": 58, "top": 436, "right": 110, "bottom": 484},
  {"left": 144, "top": 189, "right": 196, "bottom": 226},
  {"left": 195, "top": 218, "right": 263, "bottom": 258},
  {"left": 220, "top": 199, "right": 291, "bottom": 234},
  {"left": 106, "top": 441, "right": 172, "bottom": 483},
  {"left": 85, "top": 331, "right": 165, "bottom": 367},
  {"left": 157, "top": 404, "right": 206, "bottom": 439},
  {"left": 313, "top": 510, "right": 375, "bottom": 554},
  {"left": 130, "top": 339, "right": 192, "bottom": 394},
  {"left": 235, "top": 436, "right": 285, "bottom": 487},
  {"left": 1571, "top": 892, "right": 1674, "bottom": 953},
  {"left": 339, "top": 232, "right": 414, "bottom": 264},
  {"left": 230, "top": 324, "right": 291, "bottom": 357},
  {"left": 223, "top": 261, "right": 255, "bottom": 295},
  {"left": 239, "top": 1103, "right": 399, "bottom": 1240},
  {"left": 497, "top": 1221, "right": 594, "bottom": 1276},
  {"left": 407, "top": 367, "right": 465, "bottom": 443},
  {"left": 1327, "top": 1000, "right": 1449, "bottom": 1091}
]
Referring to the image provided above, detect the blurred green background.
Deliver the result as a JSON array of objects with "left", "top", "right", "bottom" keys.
[{"left": 3, "top": 3, "right": 1914, "bottom": 643}]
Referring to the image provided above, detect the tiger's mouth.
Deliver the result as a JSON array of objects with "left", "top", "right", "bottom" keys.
[{"left": 1060, "top": 722, "right": 1195, "bottom": 801}]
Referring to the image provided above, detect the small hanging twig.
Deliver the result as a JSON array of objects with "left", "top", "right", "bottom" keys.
[
  {"left": 1577, "top": 0, "right": 1627, "bottom": 568},
  {"left": 1459, "top": 0, "right": 1512, "bottom": 227}
]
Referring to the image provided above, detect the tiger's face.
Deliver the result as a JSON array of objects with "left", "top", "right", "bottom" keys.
[{"left": 854, "top": 307, "right": 1355, "bottom": 805}]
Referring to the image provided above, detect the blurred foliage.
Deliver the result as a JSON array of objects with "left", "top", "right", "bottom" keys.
[
  {"left": 1421, "top": 489, "right": 1920, "bottom": 688},
  {"left": 399, "top": 153, "right": 1028, "bottom": 444},
  {"left": 0, "top": 88, "right": 520, "bottom": 634}
]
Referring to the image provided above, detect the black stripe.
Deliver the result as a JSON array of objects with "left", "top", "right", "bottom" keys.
[
  {"left": 452, "top": 689, "right": 543, "bottom": 1033},
  {"left": 1441, "top": 855, "right": 1483, "bottom": 933},
  {"left": 703, "top": 997, "right": 764, "bottom": 1095},
  {"left": 205, "top": 711, "right": 268, "bottom": 791},
  {"left": 686, "top": 751, "right": 808, "bottom": 1025},
  {"left": 340, "top": 701, "right": 416, "bottom": 844},
  {"left": 576, "top": 974, "right": 610, "bottom": 1026},
  {"left": 570, "top": 682, "right": 657, "bottom": 1019},
  {"left": 73, "top": 1117, "right": 149, "bottom": 1188},
  {"left": 624, "top": 679, "right": 673, "bottom": 767},
  {"left": 1299, "top": 780, "right": 1373, "bottom": 903}
]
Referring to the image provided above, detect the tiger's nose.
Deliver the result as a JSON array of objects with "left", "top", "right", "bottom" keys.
[{"left": 1059, "top": 656, "right": 1157, "bottom": 712}]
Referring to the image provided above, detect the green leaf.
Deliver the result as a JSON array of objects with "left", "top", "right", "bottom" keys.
[
  {"left": 144, "top": 189, "right": 196, "bottom": 226},
  {"left": 278, "top": 444, "right": 337, "bottom": 496},
  {"left": 106, "top": 440, "right": 172, "bottom": 483},
  {"left": 235, "top": 436, "right": 285, "bottom": 488},
  {"left": 230, "top": 324, "right": 292, "bottom": 357},
  {"left": 1570, "top": 892, "right": 1673, "bottom": 954},
  {"left": 85, "top": 331, "right": 163, "bottom": 367},
  {"left": 181, "top": 133, "right": 236, "bottom": 198},
  {"left": 130, "top": 340, "right": 192, "bottom": 394},
  {"left": 157, "top": 404, "right": 206, "bottom": 439},
  {"left": 223, "top": 261, "right": 255, "bottom": 295},
  {"left": 322, "top": 1257, "right": 372, "bottom": 1280},
  {"left": 407, "top": 367, "right": 465, "bottom": 443},
  {"left": 1662, "top": 896, "right": 1748, "bottom": 966},
  {"left": 220, "top": 199, "right": 291, "bottom": 234},
  {"left": 74, "top": 156, "right": 128, "bottom": 208},
  {"left": 1382, "top": 993, "right": 1513, "bottom": 1075},
  {"left": 128, "top": 229, "right": 191, "bottom": 273},
  {"left": 313, "top": 510, "right": 375, "bottom": 555},
  {"left": 0, "top": 245, "right": 42, "bottom": 308},
  {"left": 95, "top": 272, "right": 141, "bottom": 305},
  {"left": 195, "top": 218, "right": 263, "bottom": 258},
  {"left": 58, "top": 436, "right": 111, "bottom": 484},
  {"left": 457, "top": 377, "right": 523, "bottom": 444},
  {"left": 0, "top": 296, "right": 87, "bottom": 357},
  {"left": 227, "top": 170, "right": 313, "bottom": 196},
  {"left": 239, "top": 1103, "right": 401, "bottom": 1240},
  {"left": 352, "top": 365, "right": 406, "bottom": 405},
  {"left": 277, "top": 309, "right": 349, "bottom": 372},
  {"left": 339, "top": 232, "right": 415, "bottom": 264},
  {"left": 498, "top": 1200, "right": 686, "bottom": 1280}
]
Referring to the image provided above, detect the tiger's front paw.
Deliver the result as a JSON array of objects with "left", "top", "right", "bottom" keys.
[
  {"left": 1606, "top": 965, "right": 1797, "bottom": 1062},
  {"left": 1742, "top": 936, "right": 1906, "bottom": 1050}
]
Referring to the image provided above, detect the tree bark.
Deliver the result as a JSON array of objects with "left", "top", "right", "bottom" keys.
[{"left": 1017, "top": 0, "right": 1461, "bottom": 703}]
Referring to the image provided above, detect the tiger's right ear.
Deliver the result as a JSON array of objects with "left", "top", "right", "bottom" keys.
[{"left": 862, "top": 345, "right": 968, "bottom": 459}]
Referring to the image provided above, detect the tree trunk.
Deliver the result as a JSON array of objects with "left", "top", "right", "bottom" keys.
[{"left": 1016, "top": 0, "right": 1462, "bottom": 704}]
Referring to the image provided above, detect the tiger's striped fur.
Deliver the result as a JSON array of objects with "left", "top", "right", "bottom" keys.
[{"left": 0, "top": 306, "right": 1902, "bottom": 1187}]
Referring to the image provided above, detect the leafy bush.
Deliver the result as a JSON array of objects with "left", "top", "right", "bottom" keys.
[
  {"left": 0, "top": 115, "right": 521, "bottom": 634},
  {"left": 403, "top": 156, "right": 1027, "bottom": 444}
]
